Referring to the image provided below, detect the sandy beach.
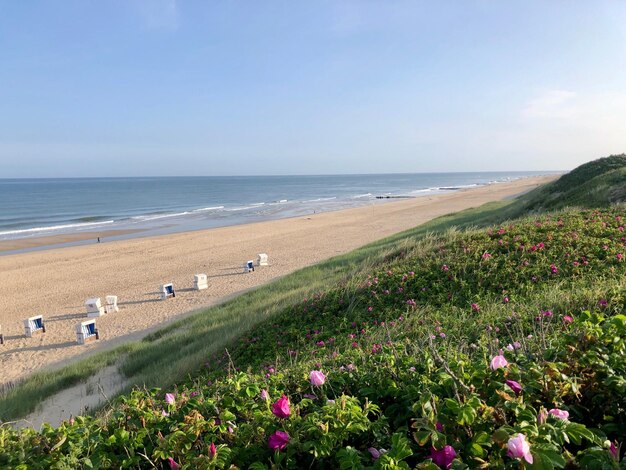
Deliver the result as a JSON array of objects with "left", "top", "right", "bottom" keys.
[{"left": 0, "top": 176, "right": 555, "bottom": 387}]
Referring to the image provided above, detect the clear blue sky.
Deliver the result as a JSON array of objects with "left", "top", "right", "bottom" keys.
[{"left": 1, "top": 1, "right": 625, "bottom": 177}]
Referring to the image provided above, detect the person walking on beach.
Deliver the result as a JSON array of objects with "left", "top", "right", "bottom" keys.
[{"left": 97, "top": 237, "right": 101, "bottom": 243}]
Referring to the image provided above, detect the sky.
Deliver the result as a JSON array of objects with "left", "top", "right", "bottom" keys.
[{"left": 1, "top": 1, "right": 625, "bottom": 177}]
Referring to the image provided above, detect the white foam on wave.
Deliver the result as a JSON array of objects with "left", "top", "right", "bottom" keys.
[
  {"left": 224, "top": 206, "right": 257, "bottom": 212},
  {"left": 192, "top": 206, "right": 224, "bottom": 212},
  {"left": 0, "top": 220, "right": 115, "bottom": 237},
  {"left": 351, "top": 193, "right": 373, "bottom": 199},
  {"left": 132, "top": 212, "right": 191, "bottom": 221},
  {"left": 302, "top": 197, "right": 336, "bottom": 203}
]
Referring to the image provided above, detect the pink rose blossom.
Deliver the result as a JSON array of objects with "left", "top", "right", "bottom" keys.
[
  {"left": 271, "top": 395, "right": 291, "bottom": 418},
  {"left": 165, "top": 393, "right": 175, "bottom": 405},
  {"left": 167, "top": 457, "right": 180, "bottom": 469},
  {"left": 549, "top": 408, "right": 569, "bottom": 420},
  {"left": 260, "top": 389, "right": 269, "bottom": 401},
  {"left": 490, "top": 355, "right": 508, "bottom": 370},
  {"left": 430, "top": 445, "right": 456, "bottom": 469},
  {"left": 505, "top": 380, "right": 522, "bottom": 395},
  {"left": 209, "top": 442, "right": 217, "bottom": 459},
  {"left": 310, "top": 370, "right": 326, "bottom": 387},
  {"left": 268, "top": 430, "right": 290, "bottom": 451},
  {"left": 507, "top": 433, "right": 533, "bottom": 464}
]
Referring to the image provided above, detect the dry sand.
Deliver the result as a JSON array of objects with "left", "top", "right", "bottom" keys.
[{"left": 0, "top": 176, "right": 555, "bottom": 387}]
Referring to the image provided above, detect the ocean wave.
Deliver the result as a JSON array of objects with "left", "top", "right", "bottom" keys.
[
  {"left": 192, "top": 206, "right": 224, "bottom": 212},
  {"left": 132, "top": 212, "right": 191, "bottom": 221},
  {"left": 224, "top": 206, "right": 257, "bottom": 212},
  {"left": 351, "top": 193, "right": 373, "bottom": 199},
  {"left": 0, "top": 220, "right": 115, "bottom": 237},
  {"left": 302, "top": 197, "right": 337, "bottom": 203}
]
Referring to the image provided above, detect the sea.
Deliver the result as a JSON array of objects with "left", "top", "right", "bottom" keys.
[{"left": 0, "top": 172, "right": 552, "bottom": 249}]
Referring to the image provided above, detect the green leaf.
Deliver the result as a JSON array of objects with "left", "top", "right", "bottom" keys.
[
  {"left": 565, "top": 423, "right": 597, "bottom": 445},
  {"left": 414, "top": 431, "right": 432, "bottom": 446},
  {"left": 532, "top": 443, "right": 566, "bottom": 468}
]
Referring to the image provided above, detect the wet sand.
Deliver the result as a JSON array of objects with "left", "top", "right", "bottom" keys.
[{"left": 0, "top": 229, "right": 144, "bottom": 253}]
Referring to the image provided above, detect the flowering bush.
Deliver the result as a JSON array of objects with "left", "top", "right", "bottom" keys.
[{"left": 1, "top": 208, "right": 624, "bottom": 468}]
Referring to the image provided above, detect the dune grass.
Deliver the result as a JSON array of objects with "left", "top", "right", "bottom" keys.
[{"left": 0, "top": 198, "right": 517, "bottom": 422}]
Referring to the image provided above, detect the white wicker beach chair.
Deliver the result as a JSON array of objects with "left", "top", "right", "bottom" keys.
[
  {"left": 194, "top": 274, "right": 208, "bottom": 290},
  {"left": 244, "top": 260, "right": 255, "bottom": 273},
  {"left": 85, "top": 297, "right": 105, "bottom": 317},
  {"left": 76, "top": 319, "right": 99, "bottom": 344},
  {"left": 105, "top": 295, "right": 119, "bottom": 313},
  {"left": 24, "top": 315, "right": 46, "bottom": 337},
  {"left": 257, "top": 253, "right": 269, "bottom": 266},
  {"left": 160, "top": 283, "right": 175, "bottom": 299}
]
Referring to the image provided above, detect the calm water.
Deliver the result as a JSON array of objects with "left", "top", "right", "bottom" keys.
[{"left": 0, "top": 173, "right": 551, "bottom": 244}]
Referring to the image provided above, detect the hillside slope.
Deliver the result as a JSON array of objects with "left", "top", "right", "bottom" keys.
[{"left": 513, "top": 154, "right": 626, "bottom": 213}]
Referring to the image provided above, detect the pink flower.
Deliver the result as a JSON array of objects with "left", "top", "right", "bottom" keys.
[
  {"left": 482, "top": 252, "right": 492, "bottom": 260},
  {"left": 167, "top": 457, "right": 180, "bottom": 470},
  {"left": 310, "top": 370, "right": 326, "bottom": 387},
  {"left": 609, "top": 441, "right": 618, "bottom": 460},
  {"left": 165, "top": 393, "right": 175, "bottom": 405},
  {"left": 260, "top": 389, "right": 270, "bottom": 401},
  {"left": 441, "top": 264, "right": 449, "bottom": 272},
  {"left": 507, "top": 433, "right": 533, "bottom": 464},
  {"left": 490, "top": 355, "right": 508, "bottom": 370},
  {"left": 562, "top": 315, "right": 573, "bottom": 324},
  {"left": 471, "top": 303, "right": 480, "bottom": 312},
  {"left": 268, "top": 430, "right": 290, "bottom": 451},
  {"left": 505, "top": 380, "right": 522, "bottom": 395},
  {"left": 368, "top": 447, "right": 381, "bottom": 460},
  {"left": 209, "top": 442, "right": 217, "bottom": 459},
  {"left": 549, "top": 408, "right": 569, "bottom": 420},
  {"left": 271, "top": 395, "right": 291, "bottom": 418},
  {"left": 430, "top": 445, "right": 457, "bottom": 469},
  {"left": 550, "top": 264, "right": 558, "bottom": 274}
]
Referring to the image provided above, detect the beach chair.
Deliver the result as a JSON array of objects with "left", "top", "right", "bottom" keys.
[
  {"left": 160, "top": 283, "right": 175, "bottom": 299},
  {"left": 76, "top": 319, "right": 99, "bottom": 344},
  {"left": 105, "top": 295, "right": 119, "bottom": 313},
  {"left": 257, "top": 253, "right": 269, "bottom": 266},
  {"left": 85, "top": 298, "right": 105, "bottom": 317},
  {"left": 244, "top": 260, "right": 255, "bottom": 273},
  {"left": 24, "top": 315, "right": 46, "bottom": 337},
  {"left": 194, "top": 274, "right": 208, "bottom": 290}
]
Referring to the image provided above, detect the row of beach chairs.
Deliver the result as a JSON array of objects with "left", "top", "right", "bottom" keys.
[{"left": 0, "top": 253, "right": 271, "bottom": 347}]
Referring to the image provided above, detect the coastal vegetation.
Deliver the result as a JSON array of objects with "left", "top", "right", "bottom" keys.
[{"left": 1, "top": 156, "right": 625, "bottom": 468}]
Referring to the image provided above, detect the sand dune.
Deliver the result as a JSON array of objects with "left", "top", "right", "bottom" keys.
[{"left": 0, "top": 176, "right": 555, "bottom": 386}]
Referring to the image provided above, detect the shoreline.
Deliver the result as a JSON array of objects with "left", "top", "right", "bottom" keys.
[
  {"left": 0, "top": 175, "right": 556, "bottom": 387},
  {"left": 0, "top": 173, "right": 556, "bottom": 256}
]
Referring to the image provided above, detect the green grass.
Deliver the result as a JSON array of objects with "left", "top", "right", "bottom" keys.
[{"left": 510, "top": 154, "right": 626, "bottom": 214}]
